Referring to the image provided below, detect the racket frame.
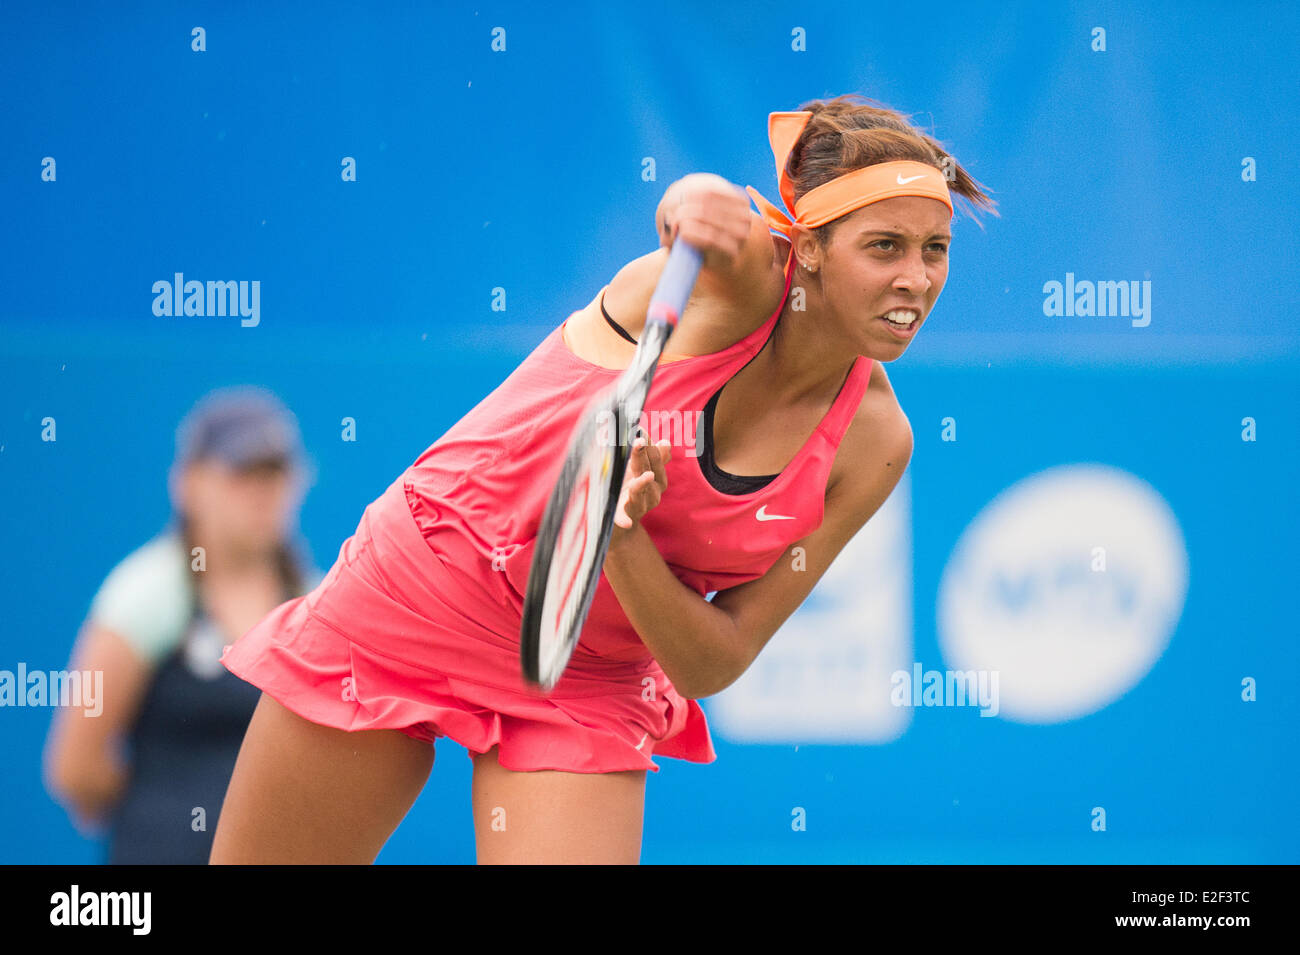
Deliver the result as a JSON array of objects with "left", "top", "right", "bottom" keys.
[{"left": 520, "top": 243, "right": 702, "bottom": 691}]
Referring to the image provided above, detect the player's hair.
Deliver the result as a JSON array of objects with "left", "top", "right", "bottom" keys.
[{"left": 787, "top": 93, "right": 999, "bottom": 244}]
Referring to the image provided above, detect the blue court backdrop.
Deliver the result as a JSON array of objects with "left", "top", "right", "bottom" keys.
[{"left": 2, "top": 0, "right": 1297, "bottom": 863}]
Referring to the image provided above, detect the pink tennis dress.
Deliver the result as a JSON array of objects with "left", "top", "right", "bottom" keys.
[{"left": 221, "top": 246, "right": 872, "bottom": 772}]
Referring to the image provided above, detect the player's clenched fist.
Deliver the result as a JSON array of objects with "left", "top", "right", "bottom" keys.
[{"left": 657, "top": 173, "right": 752, "bottom": 275}]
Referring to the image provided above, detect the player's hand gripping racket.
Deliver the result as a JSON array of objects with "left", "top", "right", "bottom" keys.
[{"left": 520, "top": 240, "right": 703, "bottom": 691}]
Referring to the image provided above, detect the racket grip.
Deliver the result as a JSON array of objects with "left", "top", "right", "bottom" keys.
[{"left": 646, "top": 240, "right": 703, "bottom": 329}]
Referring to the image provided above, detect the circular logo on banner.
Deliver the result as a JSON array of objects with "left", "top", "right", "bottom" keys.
[{"left": 937, "top": 464, "right": 1188, "bottom": 723}]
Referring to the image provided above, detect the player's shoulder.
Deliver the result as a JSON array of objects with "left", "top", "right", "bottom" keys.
[
  {"left": 584, "top": 227, "right": 789, "bottom": 360},
  {"left": 829, "top": 359, "right": 912, "bottom": 499},
  {"left": 673, "top": 227, "right": 790, "bottom": 356}
]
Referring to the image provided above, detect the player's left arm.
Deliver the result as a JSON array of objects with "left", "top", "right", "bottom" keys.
[
  {"left": 603, "top": 379, "right": 912, "bottom": 700},
  {"left": 704, "top": 395, "right": 914, "bottom": 696}
]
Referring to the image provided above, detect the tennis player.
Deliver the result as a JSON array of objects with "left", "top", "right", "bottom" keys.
[{"left": 211, "top": 94, "right": 996, "bottom": 864}]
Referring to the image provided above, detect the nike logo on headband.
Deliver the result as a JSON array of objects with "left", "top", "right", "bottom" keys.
[{"left": 896, "top": 173, "right": 926, "bottom": 185}]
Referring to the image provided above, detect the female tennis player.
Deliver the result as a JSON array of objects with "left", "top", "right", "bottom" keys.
[{"left": 211, "top": 93, "right": 995, "bottom": 864}]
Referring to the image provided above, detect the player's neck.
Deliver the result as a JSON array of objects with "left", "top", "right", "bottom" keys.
[{"left": 763, "top": 279, "right": 859, "bottom": 408}]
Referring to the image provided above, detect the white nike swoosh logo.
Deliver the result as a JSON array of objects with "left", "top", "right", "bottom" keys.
[
  {"left": 635, "top": 732, "right": 649, "bottom": 750},
  {"left": 896, "top": 173, "right": 926, "bottom": 184},
  {"left": 756, "top": 504, "right": 796, "bottom": 521}
]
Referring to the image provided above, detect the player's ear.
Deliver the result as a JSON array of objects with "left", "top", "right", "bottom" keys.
[{"left": 790, "top": 223, "right": 821, "bottom": 274}]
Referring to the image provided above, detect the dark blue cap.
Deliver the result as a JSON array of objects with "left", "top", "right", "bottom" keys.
[{"left": 175, "top": 386, "right": 305, "bottom": 470}]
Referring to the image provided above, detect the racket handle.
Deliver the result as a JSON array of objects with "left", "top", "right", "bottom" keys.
[{"left": 646, "top": 240, "right": 703, "bottom": 329}]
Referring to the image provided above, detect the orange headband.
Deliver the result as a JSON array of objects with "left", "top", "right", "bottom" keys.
[{"left": 745, "top": 110, "right": 954, "bottom": 239}]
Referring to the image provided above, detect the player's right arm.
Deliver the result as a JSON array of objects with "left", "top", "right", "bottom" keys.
[{"left": 595, "top": 174, "right": 787, "bottom": 357}]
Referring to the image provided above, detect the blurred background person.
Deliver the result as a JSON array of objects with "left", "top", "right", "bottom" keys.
[{"left": 43, "top": 386, "right": 321, "bottom": 864}]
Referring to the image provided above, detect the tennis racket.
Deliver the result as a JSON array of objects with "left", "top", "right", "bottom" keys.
[{"left": 520, "top": 239, "right": 703, "bottom": 691}]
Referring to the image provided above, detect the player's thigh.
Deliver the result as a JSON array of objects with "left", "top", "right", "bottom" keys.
[
  {"left": 470, "top": 744, "right": 646, "bottom": 864},
  {"left": 210, "top": 692, "right": 436, "bottom": 864}
]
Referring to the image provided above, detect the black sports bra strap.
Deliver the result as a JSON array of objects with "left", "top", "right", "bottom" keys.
[
  {"left": 600, "top": 289, "right": 639, "bottom": 345},
  {"left": 699, "top": 387, "right": 778, "bottom": 493}
]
